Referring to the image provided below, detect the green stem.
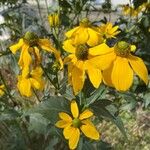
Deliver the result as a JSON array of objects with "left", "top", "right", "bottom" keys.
[{"left": 40, "top": 64, "right": 58, "bottom": 90}]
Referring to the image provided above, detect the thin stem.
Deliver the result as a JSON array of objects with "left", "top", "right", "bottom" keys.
[
  {"left": 33, "top": 89, "right": 41, "bottom": 102},
  {"left": 40, "top": 64, "right": 58, "bottom": 90}
]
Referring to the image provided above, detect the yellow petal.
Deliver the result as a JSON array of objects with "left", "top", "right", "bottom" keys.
[
  {"left": 68, "top": 128, "right": 80, "bottom": 150},
  {"left": 71, "top": 100, "right": 79, "bottom": 118},
  {"left": 85, "top": 61, "right": 102, "bottom": 88},
  {"left": 89, "top": 43, "right": 113, "bottom": 56},
  {"left": 38, "top": 39, "right": 53, "bottom": 52},
  {"left": 63, "top": 125, "right": 75, "bottom": 139},
  {"left": 79, "top": 109, "right": 93, "bottom": 120},
  {"left": 55, "top": 120, "right": 71, "bottom": 128},
  {"left": 30, "top": 78, "right": 41, "bottom": 90},
  {"left": 88, "top": 51, "right": 116, "bottom": 70},
  {"left": 31, "top": 67, "right": 43, "bottom": 78},
  {"left": 71, "top": 61, "right": 85, "bottom": 95},
  {"left": 102, "top": 64, "right": 114, "bottom": 87},
  {"left": 87, "top": 28, "right": 101, "bottom": 46},
  {"left": 17, "top": 78, "right": 32, "bottom": 97},
  {"left": 65, "top": 27, "right": 79, "bottom": 38},
  {"left": 80, "top": 120, "right": 100, "bottom": 140},
  {"left": 73, "top": 28, "right": 89, "bottom": 45},
  {"left": 128, "top": 55, "right": 148, "bottom": 84},
  {"left": 9, "top": 38, "right": 24, "bottom": 54},
  {"left": 34, "top": 46, "right": 41, "bottom": 63},
  {"left": 63, "top": 40, "right": 76, "bottom": 53},
  {"left": 59, "top": 112, "right": 72, "bottom": 121},
  {"left": 112, "top": 56, "right": 133, "bottom": 91}
]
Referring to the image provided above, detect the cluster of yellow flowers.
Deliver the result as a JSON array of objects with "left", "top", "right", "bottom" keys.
[
  {"left": 9, "top": 32, "right": 62, "bottom": 97},
  {"left": 63, "top": 18, "right": 148, "bottom": 95},
  {"left": 122, "top": 2, "right": 150, "bottom": 17}
]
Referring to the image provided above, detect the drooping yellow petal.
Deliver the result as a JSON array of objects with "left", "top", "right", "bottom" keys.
[
  {"left": 85, "top": 61, "right": 102, "bottom": 88},
  {"left": 102, "top": 64, "right": 114, "bottom": 87},
  {"left": 17, "top": 77, "right": 32, "bottom": 97},
  {"left": 73, "top": 28, "right": 89, "bottom": 45},
  {"left": 63, "top": 125, "right": 75, "bottom": 139},
  {"left": 68, "top": 128, "right": 80, "bottom": 150},
  {"left": 38, "top": 39, "right": 53, "bottom": 52},
  {"left": 79, "top": 109, "right": 93, "bottom": 120},
  {"left": 87, "top": 28, "right": 101, "bottom": 46},
  {"left": 63, "top": 40, "right": 76, "bottom": 53},
  {"left": 89, "top": 43, "right": 113, "bottom": 56},
  {"left": 9, "top": 38, "right": 24, "bottom": 54},
  {"left": 80, "top": 120, "right": 100, "bottom": 140},
  {"left": 71, "top": 100, "right": 79, "bottom": 118},
  {"left": 30, "top": 78, "right": 41, "bottom": 90},
  {"left": 18, "top": 43, "right": 30, "bottom": 68},
  {"left": 55, "top": 120, "right": 71, "bottom": 128},
  {"left": 71, "top": 61, "right": 85, "bottom": 95},
  {"left": 59, "top": 112, "right": 72, "bottom": 121},
  {"left": 34, "top": 46, "right": 41, "bottom": 63},
  {"left": 112, "top": 56, "right": 133, "bottom": 91},
  {"left": 128, "top": 55, "right": 148, "bottom": 84},
  {"left": 88, "top": 51, "right": 116, "bottom": 70},
  {"left": 31, "top": 67, "right": 43, "bottom": 78},
  {"left": 65, "top": 27, "right": 79, "bottom": 38}
]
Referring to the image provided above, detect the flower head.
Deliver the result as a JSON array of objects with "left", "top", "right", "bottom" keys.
[
  {"left": 17, "top": 67, "right": 44, "bottom": 97},
  {"left": 63, "top": 40, "right": 115, "bottom": 94},
  {"left": 9, "top": 31, "right": 63, "bottom": 69},
  {"left": 103, "top": 41, "right": 148, "bottom": 91},
  {"left": 55, "top": 100, "right": 100, "bottom": 149},
  {"left": 0, "top": 84, "right": 5, "bottom": 96},
  {"left": 98, "top": 22, "right": 120, "bottom": 39},
  {"left": 65, "top": 18, "right": 103, "bottom": 47}
]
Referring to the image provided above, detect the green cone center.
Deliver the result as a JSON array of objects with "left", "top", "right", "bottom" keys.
[
  {"left": 24, "top": 31, "right": 38, "bottom": 46},
  {"left": 72, "top": 118, "right": 81, "bottom": 128},
  {"left": 114, "top": 41, "right": 130, "bottom": 57},
  {"left": 75, "top": 44, "right": 88, "bottom": 60}
]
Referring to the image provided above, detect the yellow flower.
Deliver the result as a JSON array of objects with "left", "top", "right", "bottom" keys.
[
  {"left": 17, "top": 67, "right": 44, "bottom": 97},
  {"left": 9, "top": 31, "right": 63, "bottom": 69},
  {"left": 55, "top": 100, "right": 100, "bottom": 149},
  {"left": 0, "top": 84, "right": 5, "bottom": 96},
  {"left": 63, "top": 40, "right": 115, "bottom": 95},
  {"left": 122, "top": 3, "right": 148, "bottom": 17},
  {"left": 103, "top": 41, "right": 148, "bottom": 91},
  {"left": 48, "top": 13, "right": 60, "bottom": 27},
  {"left": 65, "top": 18, "right": 103, "bottom": 47},
  {"left": 98, "top": 22, "right": 120, "bottom": 39}
]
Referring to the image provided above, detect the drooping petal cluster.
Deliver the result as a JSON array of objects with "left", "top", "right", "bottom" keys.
[
  {"left": 103, "top": 41, "right": 148, "bottom": 91},
  {"left": 9, "top": 31, "right": 63, "bottom": 97},
  {"left": 55, "top": 100, "right": 100, "bottom": 149}
]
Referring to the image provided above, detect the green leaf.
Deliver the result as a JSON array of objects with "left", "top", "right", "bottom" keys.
[
  {"left": 24, "top": 96, "right": 70, "bottom": 124},
  {"left": 28, "top": 113, "right": 50, "bottom": 134},
  {"left": 143, "top": 92, "right": 150, "bottom": 108}
]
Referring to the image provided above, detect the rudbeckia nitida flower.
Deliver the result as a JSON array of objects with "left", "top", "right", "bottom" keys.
[
  {"left": 63, "top": 40, "right": 115, "bottom": 94},
  {"left": 103, "top": 41, "right": 148, "bottom": 91},
  {"left": 0, "top": 84, "right": 5, "bottom": 96},
  {"left": 65, "top": 18, "right": 103, "bottom": 47},
  {"left": 17, "top": 67, "right": 44, "bottom": 97},
  {"left": 98, "top": 22, "right": 120, "bottom": 39},
  {"left": 9, "top": 31, "right": 63, "bottom": 69},
  {"left": 55, "top": 100, "right": 100, "bottom": 149}
]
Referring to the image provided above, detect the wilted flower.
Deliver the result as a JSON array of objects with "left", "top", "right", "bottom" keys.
[{"left": 17, "top": 67, "right": 44, "bottom": 97}]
